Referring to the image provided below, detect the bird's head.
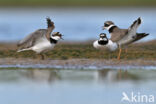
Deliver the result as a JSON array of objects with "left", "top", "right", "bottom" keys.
[
  {"left": 51, "top": 32, "right": 63, "bottom": 40},
  {"left": 99, "top": 33, "right": 108, "bottom": 41},
  {"left": 103, "top": 21, "right": 115, "bottom": 30}
]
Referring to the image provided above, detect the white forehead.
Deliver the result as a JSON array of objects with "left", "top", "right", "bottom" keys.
[
  {"left": 100, "top": 34, "right": 105, "bottom": 36},
  {"left": 51, "top": 36, "right": 60, "bottom": 40}
]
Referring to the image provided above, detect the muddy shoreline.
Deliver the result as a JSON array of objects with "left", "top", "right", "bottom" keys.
[{"left": 0, "top": 58, "right": 156, "bottom": 70}]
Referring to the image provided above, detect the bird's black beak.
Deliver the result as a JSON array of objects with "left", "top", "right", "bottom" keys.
[
  {"left": 102, "top": 26, "right": 105, "bottom": 30},
  {"left": 60, "top": 34, "right": 64, "bottom": 40},
  {"left": 61, "top": 37, "right": 64, "bottom": 40}
]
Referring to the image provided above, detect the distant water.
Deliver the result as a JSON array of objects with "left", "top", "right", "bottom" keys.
[
  {"left": 0, "top": 68, "right": 156, "bottom": 104},
  {"left": 0, "top": 7, "right": 156, "bottom": 42}
]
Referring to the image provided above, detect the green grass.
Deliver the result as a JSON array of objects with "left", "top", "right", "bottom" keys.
[
  {"left": 0, "top": 0, "right": 155, "bottom": 7},
  {"left": 0, "top": 40, "right": 156, "bottom": 60}
]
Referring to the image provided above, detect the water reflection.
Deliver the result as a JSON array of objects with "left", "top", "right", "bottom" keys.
[
  {"left": 22, "top": 69, "right": 60, "bottom": 83},
  {"left": 0, "top": 69, "right": 155, "bottom": 104},
  {"left": 0, "top": 68, "right": 143, "bottom": 84},
  {"left": 98, "top": 69, "right": 139, "bottom": 82},
  {"left": 0, "top": 69, "right": 60, "bottom": 84}
]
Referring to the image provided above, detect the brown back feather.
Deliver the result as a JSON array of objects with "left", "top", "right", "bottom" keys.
[{"left": 110, "top": 27, "right": 128, "bottom": 42}]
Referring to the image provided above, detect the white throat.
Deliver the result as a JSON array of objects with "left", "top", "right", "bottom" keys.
[
  {"left": 107, "top": 40, "right": 118, "bottom": 51},
  {"left": 106, "top": 25, "right": 115, "bottom": 30},
  {"left": 99, "top": 38, "right": 107, "bottom": 41},
  {"left": 51, "top": 36, "right": 60, "bottom": 41}
]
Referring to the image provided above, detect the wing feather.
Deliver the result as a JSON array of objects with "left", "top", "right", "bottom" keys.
[
  {"left": 17, "top": 29, "right": 47, "bottom": 48},
  {"left": 17, "top": 17, "right": 55, "bottom": 49},
  {"left": 117, "top": 17, "right": 142, "bottom": 46},
  {"left": 127, "top": 17, "right": 141, "bottom": 36}
]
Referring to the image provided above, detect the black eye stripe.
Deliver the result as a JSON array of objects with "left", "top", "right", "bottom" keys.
[{"left": 104, "top": 23, "right": 110, "bottom": 27}]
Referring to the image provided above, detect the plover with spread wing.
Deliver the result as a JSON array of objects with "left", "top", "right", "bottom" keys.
[
  {"left": 17, "top": 18, "right": 63, "bottom": 60},
  {"left": 102, "top": 17, "right": 149, "bottom": 60}
]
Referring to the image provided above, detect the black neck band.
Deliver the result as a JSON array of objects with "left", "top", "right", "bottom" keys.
[
  {"left": 108, "top": 26, "right": 117, "bottom": 33},
  {"left": 50, "top": 38, "right": 58, "bottom": 44},
  {"left": 98, "top": 39, "right": 108, "bottom": 45}
]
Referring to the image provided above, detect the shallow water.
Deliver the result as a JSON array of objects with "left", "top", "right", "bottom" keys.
[
  {"left": 0, "top": 68, "right": 156, "bottom": 104},
  {"left": 0, "top": 7, "right": 156, "bottom": 41}
]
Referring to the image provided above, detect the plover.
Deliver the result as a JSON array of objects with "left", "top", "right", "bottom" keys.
[
  {"left": 102, "top": 17, "right": 149, "bottom": 60},
  {"left": 17, "top": 18, "right": 63, "bottom": 60},
  {"left": 93, "top": 33, "right": 118, "bottom": 51}
]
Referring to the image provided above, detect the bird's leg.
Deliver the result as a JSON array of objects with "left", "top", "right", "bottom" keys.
[
  {"left": 117, "top": 48, "right": 122, "bottom": 60},
  {"left": 41, "top": 54, "right": 45, "bottom": 60},
  {"left": 124, "top": 48, "right": 128, "bottom": 59},
  {"left": 38, "top": 53, "right": 45, "bottom": 60}
]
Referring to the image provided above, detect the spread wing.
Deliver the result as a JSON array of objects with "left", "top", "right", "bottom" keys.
[
  {"left": 45, "top": 17, "right": 55, "bottom": 40},
  {"left": 117, "top": 17, "right": 142, "bottom": 46},
  {"left": 127, "top": 17, "right": 141, "bottom": 36},
  {"left": 17, "top": 17, "right": 55, "bottom": 49}
]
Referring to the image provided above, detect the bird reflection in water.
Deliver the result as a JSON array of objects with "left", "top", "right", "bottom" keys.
[
  {"left": 22, "top": 69, "right": 60, "bottom": 83},
  {"left": 97, "top": 69, "right": 139, "bottom": 82}
]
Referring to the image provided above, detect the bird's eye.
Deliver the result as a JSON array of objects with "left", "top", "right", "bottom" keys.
[{"left": 104, "top": 23, "right": 109, "bottom": 27}]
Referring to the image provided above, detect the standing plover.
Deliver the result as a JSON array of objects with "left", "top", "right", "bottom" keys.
[
  {"left": 17, "top": 18, "right": 63, "bottom": 60},
  {"left": 93, "top": 33, "right": 118, "bottom": 51},
  {"left": 102, "top": 17, "right": 149, "bottom": 60}
]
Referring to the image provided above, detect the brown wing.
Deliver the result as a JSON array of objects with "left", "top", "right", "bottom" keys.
[
  {"left": 111, "top": 17, "right": 141, "bottom": 43},
  {"left": 17, "top": 18, "right": 55, "bottom": 49},
  {"left": 17, "top": 29, "right": 47, "bottom": 49},
  {"left": 45, "top": 17, "right": 55, "bottom": 40},
  {"left": 110, "top": 27, "right": 128, "bottom": 42}
]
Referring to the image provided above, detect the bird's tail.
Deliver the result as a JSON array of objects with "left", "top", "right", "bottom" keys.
[
  {"left": 17, "top": 48, "right": 32, "bottom": 52},
  {"left": 132, "top": 33, "right": 149, "bottom": 42}
]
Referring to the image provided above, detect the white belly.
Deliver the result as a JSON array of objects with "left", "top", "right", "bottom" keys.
[
  {"left": 32, "top": 38, "right": 55, "bottom": 53},
  {"left": 93, "top": 40, "right": 104, "bottom": 49},
  {"left": 93, "top": 40, "right": 118, "bottom": 51},
  {"left": 107, "top": 40, "right": 118, "bottom": 51}
]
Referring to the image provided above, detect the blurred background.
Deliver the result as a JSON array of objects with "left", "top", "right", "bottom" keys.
[
  {"left": 0, "top": 1, "right": 156, "bottom": 104},
  {"left": 0, "top": 0, "right": 155, "bottom": 42}
]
